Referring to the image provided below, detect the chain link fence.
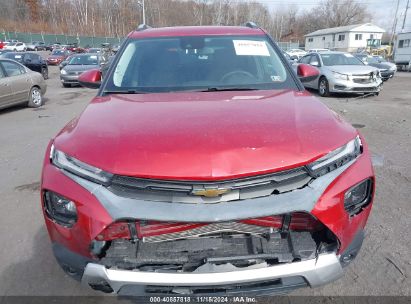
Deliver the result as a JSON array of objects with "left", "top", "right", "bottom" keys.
[
  {"left": 277, "top": 41, "right": 301, "bottom": 51},
  {"left": 0, "top": 31, "right": 122, "bottom": 47},
  {"left": 1, "top": 31, "right": 300, "bottom": 51}
]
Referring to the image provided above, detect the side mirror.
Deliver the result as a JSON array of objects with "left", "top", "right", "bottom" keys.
[
  {"left": 25, "top": 58, "right": 32, "bottom": 63},
  {"left": 297, "top": 63, "right": 320, "bottom": 83},
  {"left": 79, "top": 69, "right": 101, "bottom": 89}
]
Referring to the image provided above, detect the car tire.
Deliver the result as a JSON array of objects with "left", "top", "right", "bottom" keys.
[
  {"left": 28, "top": 87, "right": 43, "bottom": 108},
  {"left": 41, "top": 68, "right": 48, "bottom": 80},
  {"left": 62, "top": 83, "right": 71, "bottom": 88},
  {"left": 318, "top": 77, "right": 330, "bottom": 97}
]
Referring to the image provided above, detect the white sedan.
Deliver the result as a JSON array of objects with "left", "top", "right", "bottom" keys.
[
  {"left": 4, "top": 42, "right": 26, "bottom": 52},
  {"left": 286, "top": 48, "right": 307, "bottom": 59}
]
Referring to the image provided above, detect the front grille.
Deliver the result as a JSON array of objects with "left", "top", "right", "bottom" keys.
[
  {"left": 132, "top": 276, "right": 308, "bottom": 295},
  {"left": 352, "top": 72, "right": 375, "bottom": 84},
  {"left": 353, "top": 78, "right": 373, "bottom": 84},
  {"left": 109, "top": 167, "right": 311, "bottom": 204},
  {"left": 352, "top": 87, "right": 378, "bottom": 92},
  {"left": 96, "top": 213, "right": 323, "bottom": 243},
  {"left": 141, "top": 222, "right": 273, "bottom": 243}
]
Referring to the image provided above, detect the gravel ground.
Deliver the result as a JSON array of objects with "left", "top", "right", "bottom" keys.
[{"left": 0, "top": 56, "right": 409, "bottom": 298}]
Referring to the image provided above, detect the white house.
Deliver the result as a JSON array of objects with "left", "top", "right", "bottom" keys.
[{"left": 304, "top": 23, "right": 385, "bottom": 52}]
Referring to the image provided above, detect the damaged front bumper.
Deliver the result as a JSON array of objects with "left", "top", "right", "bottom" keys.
[
  {"left": 41, "top": 139, "right": 374, "bottom": 295},
  {"left": 82, "top": 253, "right": 343, "bottom": 294}
]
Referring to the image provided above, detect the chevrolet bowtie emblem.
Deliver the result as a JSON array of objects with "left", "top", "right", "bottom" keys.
[{"left": 191, "top": 188, "right": 231, "bottom": 198}]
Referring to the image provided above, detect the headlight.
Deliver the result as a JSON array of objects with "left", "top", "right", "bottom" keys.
[
  {"left": 306, "top": 136, "right": 362, "bottom": 177},
  {"left": 344, "top": 178, "right": 373, "bottom": 216},
  {"left": 332, "top": 72, "right": 349, "bottom": 81},
  {"left": 60, "top": 69, "right": 67, "bottom": 75},
  {"left": 44, "top": 191, "right": 77, "bottom": 227},
  {"left": 50, "top": 145, "right": 113, "bottom": 185}
]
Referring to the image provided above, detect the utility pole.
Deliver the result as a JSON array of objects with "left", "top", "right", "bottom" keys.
[
  {"left": 402, "top": 0, "right": 410, "bottom": 32},
  {"left": 390, "top": 0, "right": 400, "bottom": 47},
  {"left": 142, "top": 0, "right": 146, "bottom": 24},
  {"left": 138, "top": 0, "right": 146, "bottom": 24}
]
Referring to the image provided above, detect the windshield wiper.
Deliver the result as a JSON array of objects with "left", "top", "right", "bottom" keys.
[
  {"left": 103, "top": 90, "right": 146, "bottom": 95},
  {"left": 199, "top": 87, "right": 260, "bottom": 92}
]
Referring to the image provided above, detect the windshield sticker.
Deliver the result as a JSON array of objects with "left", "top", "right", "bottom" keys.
[
  {"left": 233, "top": 40, "right": 270, "bottom": 56},
  {"left": 271, "top": 75, "right": 282, "bottom": 82},
  {"left": 90, "top": 55, "right": 98, "bottom": 59},
  {"left": 14, "top": 55, "right": 22, "bottom": 58}
]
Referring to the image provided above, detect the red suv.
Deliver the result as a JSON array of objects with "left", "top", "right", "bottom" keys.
[{"left": 41, "top": 24, "right": 375, "bottom": 295}]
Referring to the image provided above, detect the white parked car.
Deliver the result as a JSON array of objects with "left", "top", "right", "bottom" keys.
[
  {"left": 286, "top": 48, "right": 307, "bottom": 59},
  {"left": 308, "top": 49, "right": 330, "bottom": 53},
  {"left": 298, "top": 51, "right": 382, "bottom": 97},
  {"left": 4, "top": 42, "right": 26, "bottom": 52}
]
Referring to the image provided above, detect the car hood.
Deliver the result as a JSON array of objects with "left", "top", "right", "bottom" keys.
[
  {"left": 326, "top": 65, "right": 378, "bottom": 75},
  {"left": 63, "top": 64, "right": 99, "bottom": 72},
  {"left": 48, "top": 55, "right": 64, "bottom": 60},
  {"left": 54, "top": 90, "right": 357, "bottom": 180},
  {"left": 381, "top": 61, "right": 396, "bottom": 69},
  {"left": 367, "top": 62, "right": 392, "bottom": 70}
]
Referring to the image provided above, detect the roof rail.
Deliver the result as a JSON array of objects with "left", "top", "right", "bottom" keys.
[
  {"left": 137, "top": 24, "right": 152, "bottom": 31},
  {"left": 244, "top": 22, "right": 258, "bottom": 29}
]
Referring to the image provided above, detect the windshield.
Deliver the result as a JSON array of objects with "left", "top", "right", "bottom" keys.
[
  {"left": 365, "top": 56, "right": 379, "bottom": 64},
  {"left": 375, "top": 56, "right": 386, "bottom": 62},
  {"left": 321, "top": 53, "right": 364, "bottom": 66},
  {"left": 8, "top": 43, "right": 16, "bottom": 46},
  {"left": 68, "top": 54, "right": 99, "bottom": 65},
  {"left": 2, "top": 53, "right": 23, "bottom": 62},
  {"left": 104, "top": 35, "right": 296, "bottom": 93},
  {"left": 52, "top": 50, "right": 65, "bottom": 56}
]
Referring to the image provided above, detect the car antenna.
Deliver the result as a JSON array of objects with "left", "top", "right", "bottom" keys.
[
  {"left": 243, "top": 21, "right": 258, "bottom": 29},
  {"left": 136, "top": 24, "right": 152, "bottom": 31}
]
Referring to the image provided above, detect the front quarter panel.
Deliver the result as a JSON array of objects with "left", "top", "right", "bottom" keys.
[
  {"left": 41, "top": 141, "right": 113, "bottom": 257},
  {"left": 312, "top": 134, "right": 375, "bottom": 253}
]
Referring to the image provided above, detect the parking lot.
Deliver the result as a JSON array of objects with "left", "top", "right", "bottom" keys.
[{"left": 0, "top": 61, "right": 410, "bottom": 297}]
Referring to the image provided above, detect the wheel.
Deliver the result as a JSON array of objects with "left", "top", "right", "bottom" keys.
[
  {"left": 318, "top": 77, "right": 330, "bottom": 97},
  {"left": 62, "top": 83, "right": 71, "bottom": 88},
  {"left": 13, "top": 48, "right": 17, "bottom": 51},
  {"left": 28, "top": 87, "right": 43, "bottom": 108},
  {"left": 41, "top": 68, "right": 48, "bottom": 80}
]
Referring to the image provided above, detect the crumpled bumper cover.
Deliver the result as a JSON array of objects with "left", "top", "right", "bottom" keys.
[{"left": 81, "top": 253, "right": 343, "bottom": 293}]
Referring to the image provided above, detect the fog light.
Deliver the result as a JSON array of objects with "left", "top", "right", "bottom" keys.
[
  {"left": 344, "top": 179, "right": 372, "bottom": 216},
  {"left": 44, "top": 191, "right": 77, "bottom": 227}
]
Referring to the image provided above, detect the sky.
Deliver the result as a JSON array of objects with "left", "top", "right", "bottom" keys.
[{"left": 254, "top": 0, "right": 411, "bottom": 33}]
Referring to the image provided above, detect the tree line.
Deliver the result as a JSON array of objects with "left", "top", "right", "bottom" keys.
[{"left": 0, "top": 0, "right": 371, "bottom": 42}]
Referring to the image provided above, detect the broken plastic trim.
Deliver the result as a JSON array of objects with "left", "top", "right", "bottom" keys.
[{"left": 63, "top": 160, "right": 355, "bottom": 222}]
